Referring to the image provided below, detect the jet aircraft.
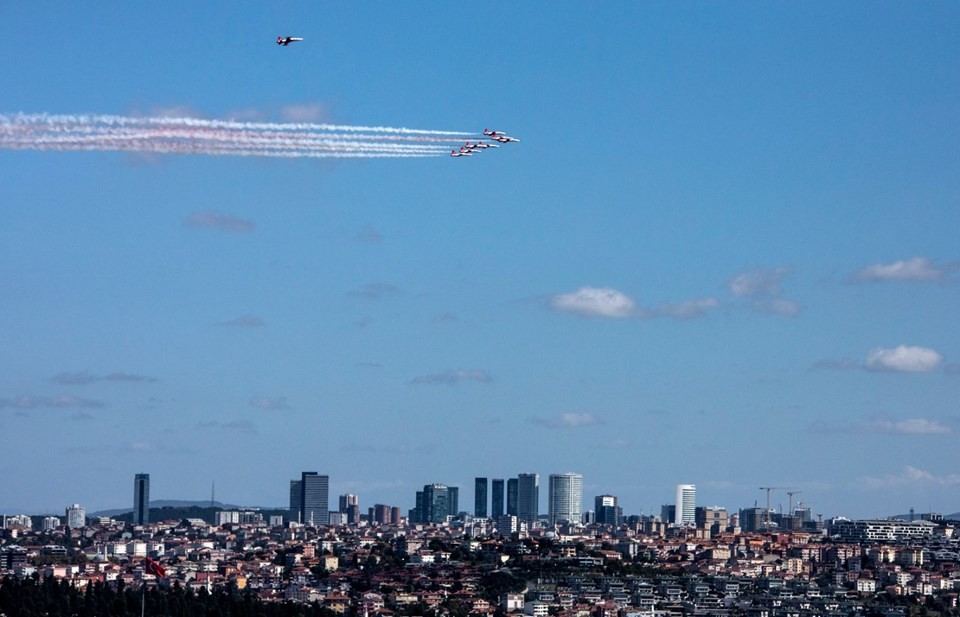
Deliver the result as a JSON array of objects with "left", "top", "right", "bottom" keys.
[
  {"left": 450, "top": 148, "right": 472, "bottom": 157},
  {"left": 277, "top": 36, "right": 304, "bottom": 46},
  {"left": 483, "top": 129, "right": 520, "bottom": 143}
]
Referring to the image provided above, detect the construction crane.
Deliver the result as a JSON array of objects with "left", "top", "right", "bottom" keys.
[
  {"left": 759, "top": 487, "right": 795, "bottom": 531},
  {"left": 787, "top": 491, "right": 802, "bottom": 514}
]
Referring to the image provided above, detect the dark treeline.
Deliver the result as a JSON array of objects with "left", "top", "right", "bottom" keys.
[{"left": 0, "top": 575, "right": 338, "bottom": 617}]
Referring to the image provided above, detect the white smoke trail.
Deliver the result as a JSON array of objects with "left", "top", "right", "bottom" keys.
[
  {"left": 0, "top": 112, "right": 474, "bottom": 159},
  {"left": 2, "top": 113, "right": 473, "bottom": 137}
]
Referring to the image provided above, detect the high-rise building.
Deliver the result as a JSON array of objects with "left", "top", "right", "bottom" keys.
[
  {"left": 474, "top": 478, "right": 488, "bottom": 517},
  {"left": 413, "top": 484, "right": 452, "bottom": 523},
  {"left": 548, "top": 473, "right": 582, "bottom": 525},
  {"left": 133, "top": 473, "right": 150, "bottom": 525},
  {"left": 518, "top": 473, "right": 539, "bottom": 522},
  {"left": 595, "top": 494, "right": 622, "bottom": 526},
  {"left": 339, "top": 494, "right": 359, "bottom": 524},
  {"left": 65, "top": 504, "right": 86, "bottom": 529},
  {"left": 289, "top": 480, "right": 303, "bottom": 523},
  {"left": 413, "top": 483, "right": 458, "bottom": 523},
  {"left": 300, "top": 472, "right": 329, "bottom": 525},
  {"left": 372, "top": 504, "right": 392, "bottom": 524},
  {"left": 695, "top": 506, "right": 728, "bottom": 534},
  {"left": 491, "top": 479, "right": 505, "bottom": 517},
  {"left": 449, "top": 486, "right": 459, "bottom": 516},
  {"left": 506, "top": 478, "right": 519, "bottom": 516},
  {"left": 675, "top": 484, "right": 696, "bottom": 526},
  {"left": 339, "top": 494, "right": 358, "bottom": 512}
]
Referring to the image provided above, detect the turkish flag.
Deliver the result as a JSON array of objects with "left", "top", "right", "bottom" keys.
[{"left": 145, "top": 557, "right": 166, "bottom": 578}]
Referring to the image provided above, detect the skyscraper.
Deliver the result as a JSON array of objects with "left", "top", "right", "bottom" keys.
[
  {"left": 491, "top": 479, "right": 505, "bottom": 518},
  {"left": 448, "top": 486, "right": 459, "bottom": 516},
  {"left": 300, "top": 472, "right": 329, "bottom": 525},
  {"left": 133, "top": 473, "right": 150, "bottom": 525},
  {"left": 675, "top": 484, "right": 696, "bottom": 526},
  {"left": 416, "top": 484, "right": 454, "bottom": 523},
  {"left": 548, "top": 472, "right": 582, "bottom": 525},
  {"left": 517, "top": 473, "right": 539, "bottom": 522},
  {"left": 506, "top": 478, "right": 519, "bottom": 516},
  {"left": 595, "top": 494, "right": 622, "bottom": 526},
  {"left": 474, "top": 478, "right": 488, "bottom": 517},
  {"left": 339, "top": 494, "right": 360, "bottom": 525},
  {"left": 289, "top": 479, "right": 303, "bottom": 523},
  {"left": 339, "top": 494, "right": 358, "bottom": 512}
]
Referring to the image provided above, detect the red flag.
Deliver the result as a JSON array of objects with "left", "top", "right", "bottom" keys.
[{"left": 145, "top": 557, "right": 166, "bottom": 578}]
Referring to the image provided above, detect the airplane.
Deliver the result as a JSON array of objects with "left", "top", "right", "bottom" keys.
[
  {"left": 483, "top": 129, "right": 520, "bottom": 143},
  {"left": 277, "top": 36, "right": 304, "bottom": 46},
  {"left": 466, "top": 141, "right": 498, "bottom": 150},
  {"left": 450, "top": 149, "right": 472, "bottom": 157}
]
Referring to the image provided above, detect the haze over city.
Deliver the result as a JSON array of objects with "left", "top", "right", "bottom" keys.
[{"left": 1, "top": 3, "right": 959, "bottom": 520}]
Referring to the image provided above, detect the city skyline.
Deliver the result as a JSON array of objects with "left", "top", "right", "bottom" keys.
[
  {"left": 1, "top": 3, "right": 958, "bottom": 520},
  {"left": 7, "top": 469, "right": 956, "bottom": 524}
]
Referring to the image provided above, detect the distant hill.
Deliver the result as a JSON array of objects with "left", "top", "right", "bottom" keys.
[
  {"left": 109, "top": 504, "right": 289, "bottom": 525},
  {"left": 90, "top": 500, "right": 244, "bottom": 517},
  {"left": 888, "top": 512, "right": 960, "bottom": 521}
]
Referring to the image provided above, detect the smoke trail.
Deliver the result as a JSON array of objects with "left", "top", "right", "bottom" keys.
[{"left": 0, "top": 112, "right": 474, "bottom": 159}]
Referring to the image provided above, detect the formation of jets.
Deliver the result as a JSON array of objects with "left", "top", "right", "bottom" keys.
[
  {"left": 451, "top": 129, "right": 520, "bottom": 158},
  {"left": 277, "top": 36, "right": 303, "bottom": 46}
]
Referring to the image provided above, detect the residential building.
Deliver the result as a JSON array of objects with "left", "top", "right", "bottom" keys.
[{"left": 65, "top": 504, "right": 85, "bottom": 529}]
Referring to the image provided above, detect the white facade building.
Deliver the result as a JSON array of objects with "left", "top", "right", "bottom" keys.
[
  {"left": 65, "top": 504, "right": 86, "bottom": 529},
  {"left": 548, "top": 472, "right": 583, "bottom": 525},
  {"left": 675, "top": 484, "right": 696, "bottom": 526}
]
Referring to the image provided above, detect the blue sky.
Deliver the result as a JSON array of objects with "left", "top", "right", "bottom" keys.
[{"left": 1, "top": 2, "right": 959, "bottom": 520}]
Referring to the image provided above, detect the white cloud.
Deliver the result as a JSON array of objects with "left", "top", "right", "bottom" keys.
[
  {"left": 656, "top": 297, "right": 720, "bottom": 319},
  {"left": 50, "top": 371, "right": 157, "bottom": 385},
  {"left": 198, "top": 419, "right": 258, "bottom": 433},
  {"left": 866, "top": 418, "right": 952, "bottom": 435},
  {"left": 549, "top": 287, "right": 636, "bottom": 318},
  {"left": 349, "top": 283, "right": 401, "bottom": 300},
  {"left": 864, "top": 345, "right": 943, "bottom": 373},
  {"left": 184, "top": 210, "right": 255, "bottom": 234},
  {"left": 355, "top": 227, "right": 383, "bottom": 243},
  {"left": 811, "top": 358, "right": 860, "bottom": 370},
  {"left": 862, "top": 465, "right": 960, "bottom": 488},
  {"left": 850, "top": 256, "right": 956, "bottom": 283},
  {"left": 753, "top": 298, "right": 803, "bottom": 317},
  {"left": 728, "top": 267, "right": 793, "bottom": 297},
  {"left": 219, "top": 315, "right": 266, "bottom": 327},
  {"left": 409, "top": 369, "right": 493, "bottom": 386},
  {"left": 728, "top": 267, "right": 803, "bottom": 316},
  {"left": 0, "top": 395, "right": 105, "bottom": 409},
  {"left": 530, "top": 412, "right": 602, "bottom": 429},
  {"left": 249, "top": 396, "right": 290, "bottom": 410},
  {"left": 281, "top": 103, "right": 326, "bottom": 122}
]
